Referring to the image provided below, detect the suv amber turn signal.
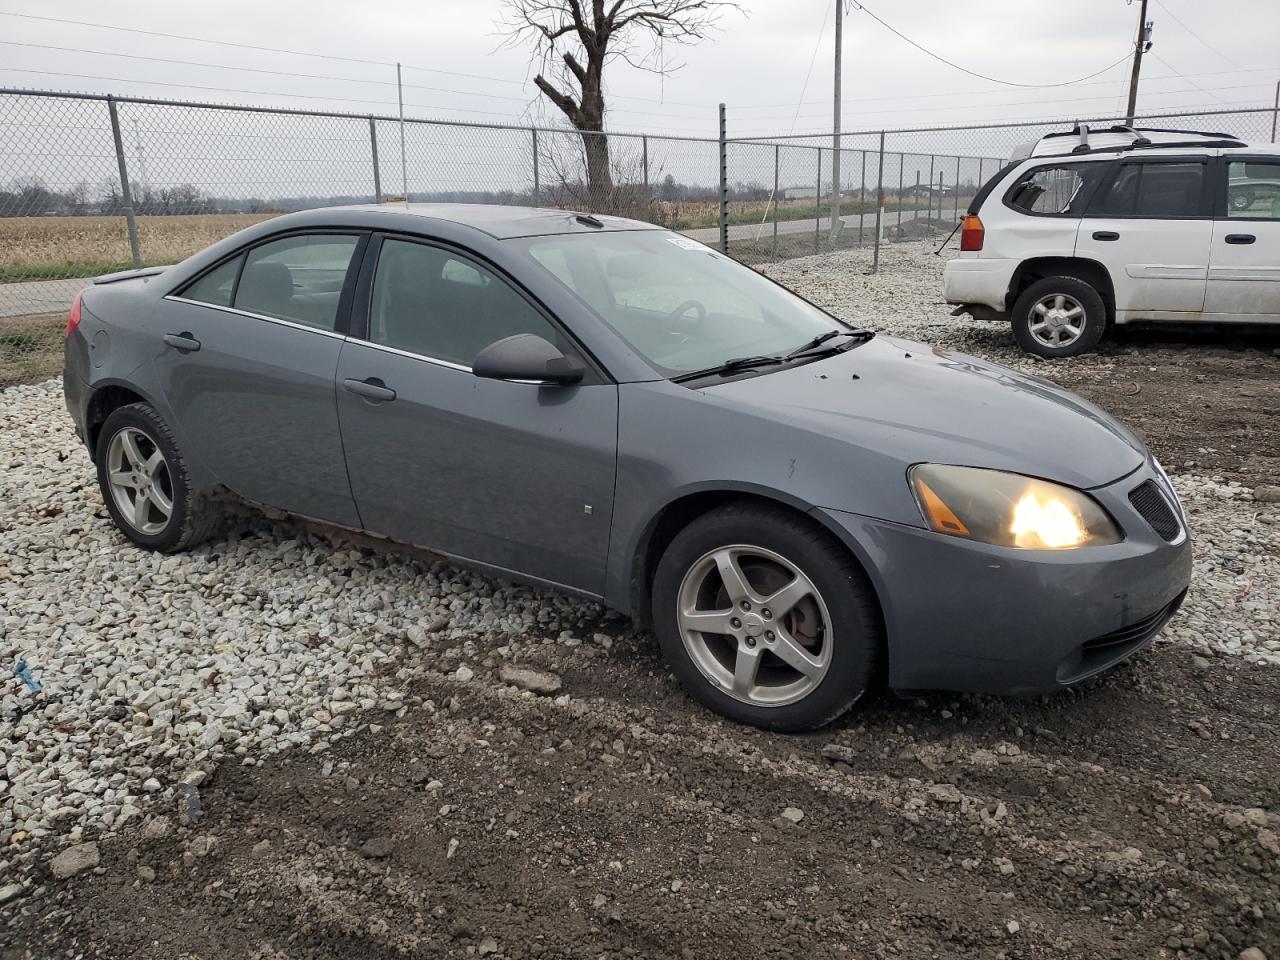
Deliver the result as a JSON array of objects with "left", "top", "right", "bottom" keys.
[{"left": 959, "top": 214, "right": 985, "bottom": 252}]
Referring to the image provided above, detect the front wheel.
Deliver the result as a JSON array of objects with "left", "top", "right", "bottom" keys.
[
  {"left": 1010, "top": 276, "right": 1107, "bottom": 358},
  {"left": 651, "top": 502, "right": 882, "bottom": 731}
]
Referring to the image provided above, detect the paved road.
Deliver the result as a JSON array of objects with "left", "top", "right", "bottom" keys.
[{"left": 0, "top": 210, "right": 947, "bottom": 319}]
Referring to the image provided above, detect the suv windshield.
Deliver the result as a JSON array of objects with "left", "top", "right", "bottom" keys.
[{"left": 516, "top": 231, "right": 847, "bottom": 376}]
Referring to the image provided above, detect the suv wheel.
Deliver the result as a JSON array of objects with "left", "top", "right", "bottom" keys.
[
  {"left": 1011, "top": 276, "right": 1107, "bottom": 358},
  {"left": 96, "top": 402, "right": 221, "bottom": 552},
  {"left": 651, "top": 502, "right": 882, "bottom": 731}
]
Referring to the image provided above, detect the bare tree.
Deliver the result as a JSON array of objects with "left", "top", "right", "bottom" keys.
[{"left": 501, "top": 0, "right": 739, "bottom": 209}]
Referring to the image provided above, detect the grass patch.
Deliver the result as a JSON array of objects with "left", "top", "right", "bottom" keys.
[{"left": 0, "top": 261, "right": 171, "bottom": 284}]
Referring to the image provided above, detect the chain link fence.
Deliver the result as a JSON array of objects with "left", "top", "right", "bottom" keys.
[{"left": 2, "top": 86, "right": 1276, "bottom": 385}]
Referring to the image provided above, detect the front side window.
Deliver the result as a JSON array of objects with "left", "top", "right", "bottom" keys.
[
  {"left": 1226, "top": 160, "right": 1280, "bottom": 218},
  {"left": 1092, "top": 161, "right": 1205, "bottom": 218},
  {"left": 233, "top": 234, "right": 359, "bottom": 331},
  {"left": 368, "top": 239, "right": 559, "bottom": 367},
  {"left": 1005, "top": 163, "right": 1099, "bottom": 215},
  {"left": 517, "top": 232, "right": 841, "bottom": 375}
]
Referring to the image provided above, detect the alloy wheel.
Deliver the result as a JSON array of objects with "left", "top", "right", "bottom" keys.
[
  {"left": 675, "top": 544, "right": 833, "bottom": 707},
  {"left": 1029, "top": 293, "right": 1086, "bottom": 348},
  {"left": 106, "top": 427, "right": 174, "bottom": 536}
]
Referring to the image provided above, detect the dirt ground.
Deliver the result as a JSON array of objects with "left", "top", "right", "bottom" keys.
[
  {"left": 6, "top": 641, "right": 1278, "bottom": 959},
  {"left": 4, "top": 252, "right": 1279, "bottom": 959}
]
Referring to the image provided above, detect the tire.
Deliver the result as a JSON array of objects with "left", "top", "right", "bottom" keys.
[
  {"left": 651, "top": 501, "right": 882, "bottom": 731},
  {"left": 95, "top": 402, "right": 221, "bottom": 552},
  {"left": 1010, "top": 275, "right": 1107, "bottom": 359}
]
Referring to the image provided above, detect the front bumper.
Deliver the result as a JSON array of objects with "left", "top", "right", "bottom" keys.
[
  {"left": 821, "top": 463, "right": 1193, "bottom": 695},
  {"left": 942, "top": 257, "right": 1018, "bottom": 311}
]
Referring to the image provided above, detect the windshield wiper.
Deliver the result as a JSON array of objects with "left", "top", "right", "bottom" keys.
[
  {"left": 782, "top": 328, "right": 874, "bottom": 361},
  {"left": 674, "top": 354, "right": 783, "bottom": 382}
]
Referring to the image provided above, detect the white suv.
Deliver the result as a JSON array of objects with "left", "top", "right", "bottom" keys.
[{"left": 943, "top": 125, "right": 1280, "bottom": 357}]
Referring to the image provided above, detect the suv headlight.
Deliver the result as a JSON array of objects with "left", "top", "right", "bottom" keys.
[{"left": 909, "top": 464, "right": 1122, "bottom": 549}]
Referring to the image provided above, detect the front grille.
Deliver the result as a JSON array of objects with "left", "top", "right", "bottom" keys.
[
  {"left": 1081, "top": 593, "right": 1184, "bottom": 655},
  {"left": 1129, "top": 480, "right": 1181, "bottom": 542}
]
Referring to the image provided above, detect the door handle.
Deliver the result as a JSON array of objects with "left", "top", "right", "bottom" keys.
[
  {"left": 1224, "top": 233, "right": 1256, "bottom": 244},
  {"left": 1091, "top": 231, "right": 1120, "bottom": 241},
  {"left": 342, "top": 377, "right": 397, "bottom": 402},
  {"left": 162, "top": 332, "right": 201, "bottom": 352}
]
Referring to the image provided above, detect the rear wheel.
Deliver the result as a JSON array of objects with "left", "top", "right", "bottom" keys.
[
  {"left": 651, "top": 502, "right": 882, "bottom": 731},
  {"left": 1011, "top": 275, "right": 1107, "bottom": 358},
  {"left": 95, "top": 403, "right": 220, "bottom": 552}
]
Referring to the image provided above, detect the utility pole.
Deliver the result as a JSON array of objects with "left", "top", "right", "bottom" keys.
[
  {"left": 1124, "top": 0, "right": 1153, "bottom": 125},
  {"left": 830, "top": 0, "right": 843, "bottom": 241},
  {"left": 1272, "top": 78, "right": 1279, "bottom": 142}
]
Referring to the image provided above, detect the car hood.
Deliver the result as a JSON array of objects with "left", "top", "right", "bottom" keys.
[{"left": 703, "top": 335, "right": 1147, "bottom": 490}]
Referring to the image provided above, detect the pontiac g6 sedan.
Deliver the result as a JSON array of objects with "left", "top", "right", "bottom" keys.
[{"left": 64, "top": 205, "right": 1192, "bottom": 730}]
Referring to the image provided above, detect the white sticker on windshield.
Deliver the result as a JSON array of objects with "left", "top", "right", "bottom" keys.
[{"left": 666, "top": 237, "right": 707, "bottom": 251}]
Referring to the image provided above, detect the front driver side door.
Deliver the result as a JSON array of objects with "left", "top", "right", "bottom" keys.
[{"left": 334, "top": 235, "right": 618, "bottom": 596}]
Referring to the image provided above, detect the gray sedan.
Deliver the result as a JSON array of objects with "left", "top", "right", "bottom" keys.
[{"left": 63, "top": 205, "right": 1191, "bottom": 730}]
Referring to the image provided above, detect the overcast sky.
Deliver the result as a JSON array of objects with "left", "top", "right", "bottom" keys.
[{"left": 1, "top": 0, "right": 1276, "bottom": 138}]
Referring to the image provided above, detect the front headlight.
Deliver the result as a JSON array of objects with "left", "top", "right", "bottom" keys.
[{"left": 909, "top": 464, "right": 1122, "bottom": 549}]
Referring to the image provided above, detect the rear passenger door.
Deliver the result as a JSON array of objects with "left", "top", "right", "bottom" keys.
[
  {"left": 334, "top": 235, "right": 618, "bottom": 596},
  {"left": 1076, "top": 157, "right": 1213, "bottom": 318},
  {"left": 159, "top": 231, "right": 366, "bottom": 527}
]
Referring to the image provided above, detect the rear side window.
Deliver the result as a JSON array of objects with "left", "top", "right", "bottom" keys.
[
  {"left": 1005, "top": 163, "right": 1099, "bottom": 216},
  {"left": 368, "top": 239, "right": 559, "bottom": 367},
  {"left": 1091, "top": 162, "right": 1205, "bottom": 218},
  {"left": 233, "top": 235, "right": 359, "bottom": 331},
  {"left": 181, "top": 256, "right": 240, "bottom": 307}
]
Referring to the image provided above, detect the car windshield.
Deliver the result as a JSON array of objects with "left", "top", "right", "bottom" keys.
[{"left": 515, "top": 231, "right": 846, "bottom": 375}]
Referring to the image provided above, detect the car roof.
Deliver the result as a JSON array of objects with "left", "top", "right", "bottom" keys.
[{"left": 288, "top": 202, "right": 666, "bottom": 240}]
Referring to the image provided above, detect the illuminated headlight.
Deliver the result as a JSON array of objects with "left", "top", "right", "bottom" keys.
[{"left": 909, "top": 464, "right": 1122, "bottom": 550}]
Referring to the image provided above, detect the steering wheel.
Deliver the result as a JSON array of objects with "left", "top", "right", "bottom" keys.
[{"left": 665, "top": 299, "right": 707, "bottom": 338}]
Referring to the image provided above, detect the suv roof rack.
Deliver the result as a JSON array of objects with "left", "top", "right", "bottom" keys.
[{"left": 1013, "top": 123, "right": 1247, "bottom": 161}]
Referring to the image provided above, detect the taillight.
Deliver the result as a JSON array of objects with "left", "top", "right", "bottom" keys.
[
  {"left": 66, "top": 291, "right": 83, "bottom": 337},
  {"left": 959, "top": 214, "right": 985, "bottom": 252}
]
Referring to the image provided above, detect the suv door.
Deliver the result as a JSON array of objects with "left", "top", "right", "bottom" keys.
[
  {"left": 1205, "top": 156, "right": 1280, "bottom": 320},
  {"left": 1076, "top": 157, "right": 1213, "bottom": 318},
  {"left": 335, "top": 235, "right": 618, "bottom": 596},
  {"left": 159, "top": 231, "right": 366, "bottom": 527}
]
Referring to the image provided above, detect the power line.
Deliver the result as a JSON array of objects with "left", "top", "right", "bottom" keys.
[
  {"left": 1150, "top": 0, "right": 1235, "bottom": 66},
  {"left": 1148, "top": 52, "right": 1228, "bottom": 105},
  {"left": 848, "top": 1, "right": 1133, "bottom": 88}
]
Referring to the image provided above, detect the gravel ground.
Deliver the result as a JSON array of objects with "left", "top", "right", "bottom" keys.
[{"left": 2, "top": 241, "right": 1278, "bottom": 958}]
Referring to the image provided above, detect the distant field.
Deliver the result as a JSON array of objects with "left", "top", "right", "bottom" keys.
[{"left": 0, "top": 214, "right": 276, "bottom": 282}]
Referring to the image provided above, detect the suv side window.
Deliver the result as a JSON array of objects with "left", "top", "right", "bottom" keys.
[
  {"left": 1091, "top": 161, "right": 1206, "bottom": 218},
  {"left": 1226, "top": 160, "right": 1280, "bottom": 218},
  {"left": 368, "top": 238, "right": 560, "bottom": 367},
  {"left": 233, "top": 234, "right": 360, "bottom": 331},
  {"left": 1004, "top": 163, "right": 1101, "bottom": 216}
]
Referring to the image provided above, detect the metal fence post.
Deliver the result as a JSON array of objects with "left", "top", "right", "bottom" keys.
[
  {"left": 872, "top": 131, "right": 885, "bottom": 274},
  {"left": 858, "top": 149, "right": 866, "bottom": 248},
  {"left": 531, "top": 128, "right": 540, "bottom": 205},
  {"left": 718, "top": 103, "right": 728, "bottom": 254},
  {"left": 642, "top": 134, "right": 649, "bottom": 198},
  {"left": 954, "top": 156, "right": 961, "bottom": 221},
  {"left": 106, "top": 96, "right": 142, "bottom": 269},
  {"left": 772, "top": 143, "right": 780, "bottom": 259},
  {"left": 368, "top": 117, "right": 383, "bottom": 204},
  {"left": 927, "top": 155, "right": 935, "bottom": 227},
  {"left": 814, "top": 147, "right": 822, "bottom": 255},
  {"left": 897, "top": 153, "right": 904, "bottom": 229}
]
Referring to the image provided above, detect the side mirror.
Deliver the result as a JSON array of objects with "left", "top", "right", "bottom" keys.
[{"left": 472, "top": 333, "right": 585, "bottom": 385}]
